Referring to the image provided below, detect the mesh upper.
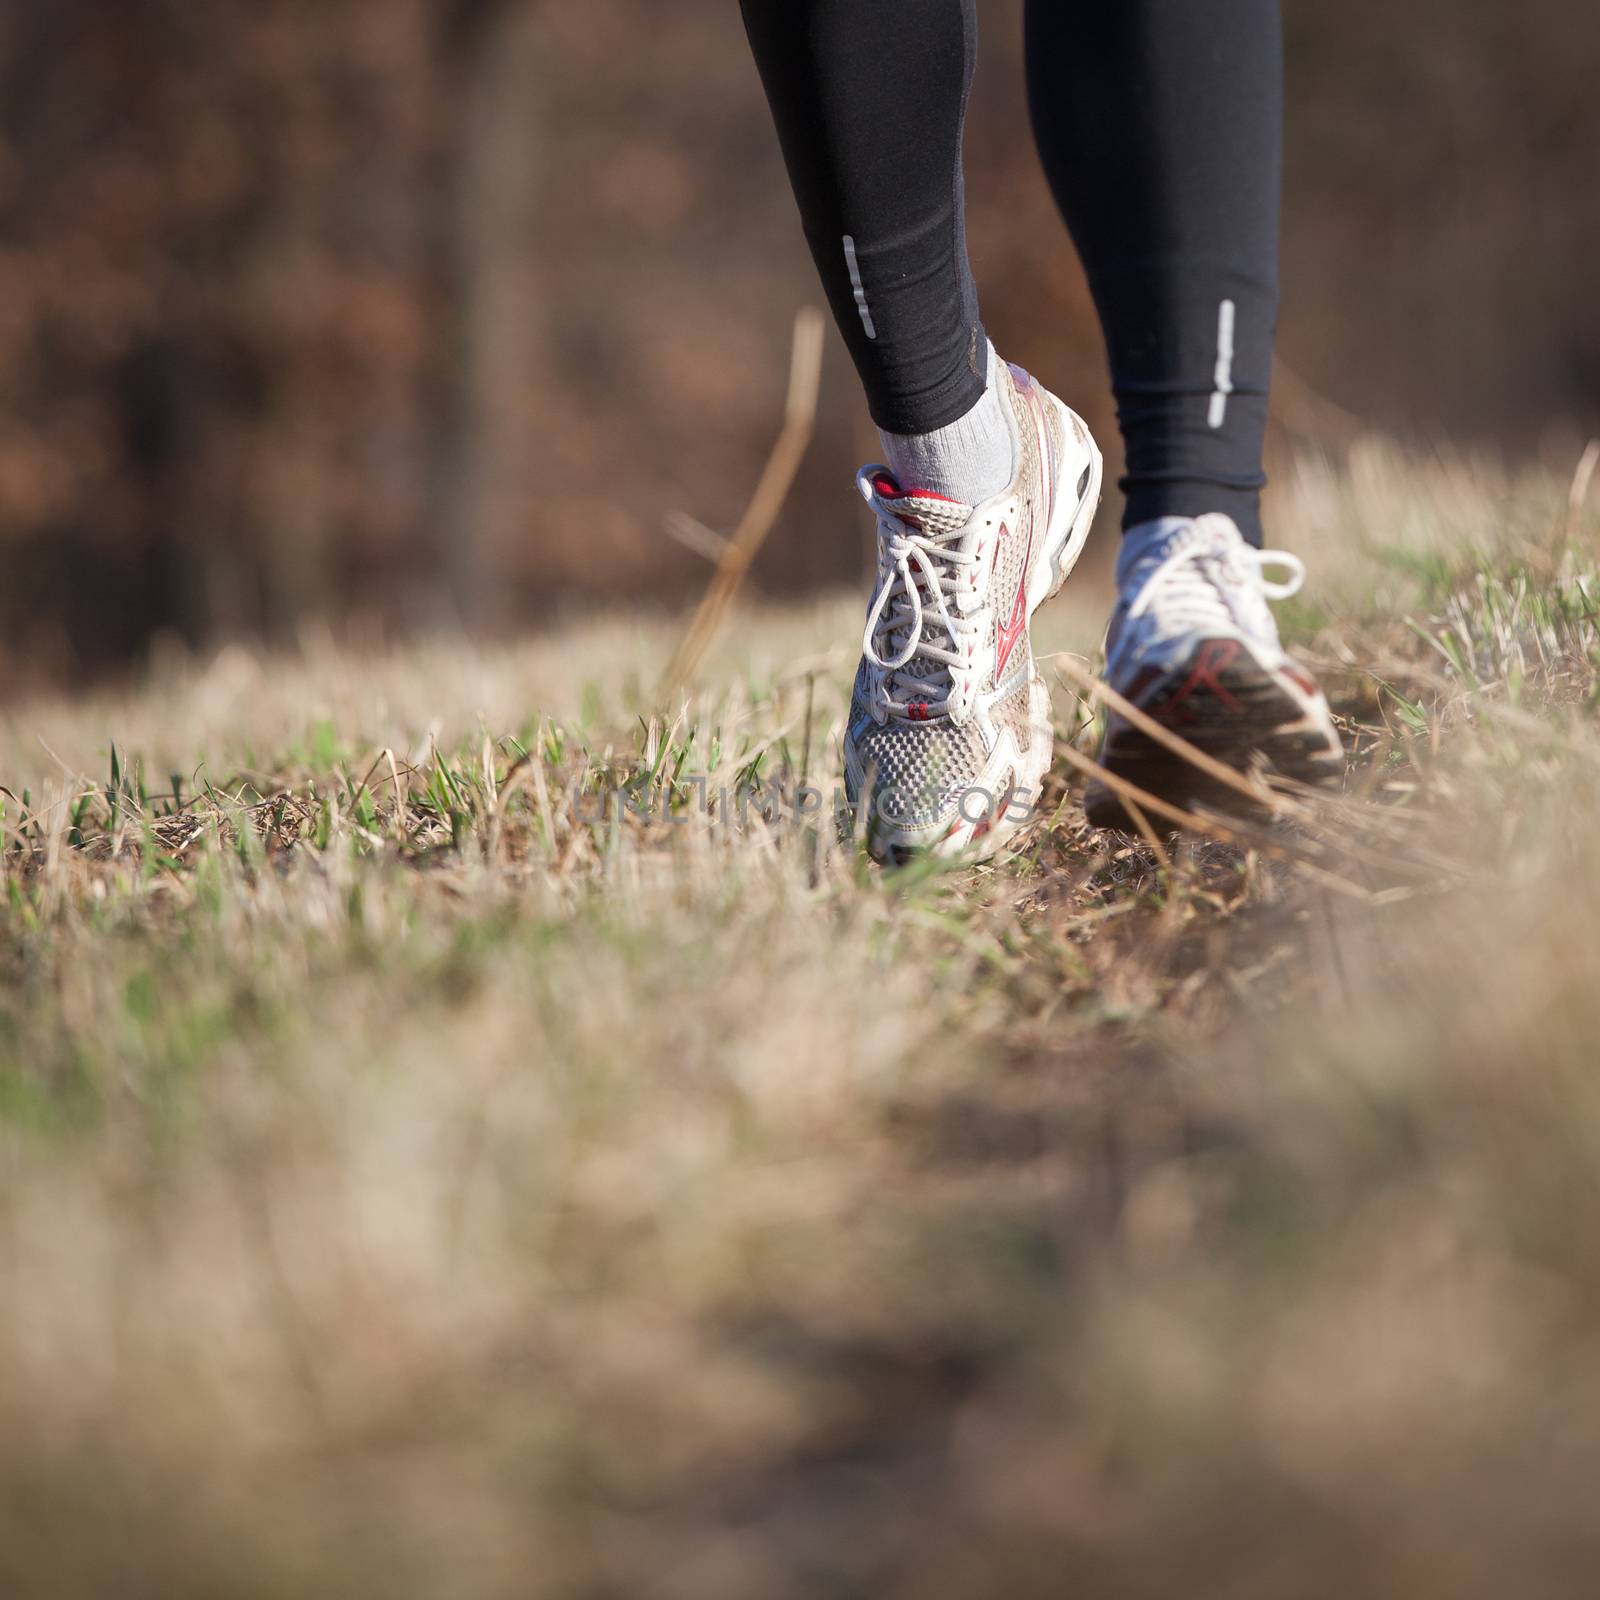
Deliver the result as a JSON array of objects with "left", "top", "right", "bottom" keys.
[
  {"left": 848, "top": 674, "right": 1039, "bottom": 827},
  {"left": 992, "top": 673, "right": 1035, "bottom": 756},
  {"left": 847, "top": 662, "right": 982, "bottom": 824}
]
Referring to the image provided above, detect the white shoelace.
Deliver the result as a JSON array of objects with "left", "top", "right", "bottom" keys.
[
  {"left": 1124, "top": 525, "right": 1306, "bottom": 644},
  {"left": 858, "top": 473, "right": 981, "bottom": 716}
]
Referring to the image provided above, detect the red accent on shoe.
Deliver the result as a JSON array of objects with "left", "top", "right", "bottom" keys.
[
  {"left": 873, "top": 471, "right": 968, "bottom": 508},
  {"left": 1152, "top": 639, "right": 1244, "bottom": 723},
  {"left": 995, "top": 511, "right": 1035, "bottom": 681}
]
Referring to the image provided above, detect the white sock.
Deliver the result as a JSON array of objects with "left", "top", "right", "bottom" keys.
[{"left": 877, "top": 342, "right": 1015, "bottom": 504}]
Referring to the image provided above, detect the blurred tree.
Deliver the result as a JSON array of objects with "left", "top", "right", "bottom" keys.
[{"left": 430, "top": 0, "right": 546, "bottom": 629}]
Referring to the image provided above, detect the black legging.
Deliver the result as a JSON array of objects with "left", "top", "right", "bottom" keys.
[{"left": 739, "top": 0, "right": 1282, "bottom": 544}]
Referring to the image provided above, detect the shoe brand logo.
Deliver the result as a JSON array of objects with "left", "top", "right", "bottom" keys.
[
  {"left": 994, "top": 387, "right": 1054, "bottom": 683},
  {"left": 994, "top": 520, "right": 1030, "bottom": 681},
  {"left": 1152, "top": 639, "right": 1243, "bottom": 723}
]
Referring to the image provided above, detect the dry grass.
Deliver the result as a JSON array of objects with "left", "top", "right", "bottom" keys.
[{"left": 3, "top": 442, "right": 1599, "bottom": 1598}]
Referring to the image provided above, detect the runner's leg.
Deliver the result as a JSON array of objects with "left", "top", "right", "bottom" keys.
[
  {"left": 1025, "top": 0, "right": 1283, "bottom": 545},
  {"left": 739, "top": 0, "right": 1013, "bottom": 500}
]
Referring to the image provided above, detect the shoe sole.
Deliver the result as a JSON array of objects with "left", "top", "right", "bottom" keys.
[{"left": 1083, "top": 640, "right": 1344, "bottom": 833}]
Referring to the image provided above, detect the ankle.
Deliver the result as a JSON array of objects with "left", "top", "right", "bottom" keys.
[{"left": 877, "top": 343, "right": 1014, "bottom": 503}]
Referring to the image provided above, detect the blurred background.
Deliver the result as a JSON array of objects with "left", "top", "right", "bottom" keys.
[{"left": 2, "top": 0, "right": 1596, "bottom": 690}]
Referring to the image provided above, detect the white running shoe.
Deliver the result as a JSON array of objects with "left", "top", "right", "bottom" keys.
[
  {"left": 844, "top": 362, "right": 1103, "bottom": 864},
  {"left": 1084, "top": 513, "right": 1343, "bottom": 831}
]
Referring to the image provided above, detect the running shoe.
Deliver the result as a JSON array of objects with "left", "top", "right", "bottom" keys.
[
  {"left": 1084, "top": 513, "right": 1343, "bottom": 831},
  {"left": 844, "top": 362, "right": 1103, "bottom": 863}
]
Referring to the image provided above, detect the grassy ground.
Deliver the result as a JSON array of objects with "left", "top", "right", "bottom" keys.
[{"left": 4, "top": 442, "right": 1600, "bottom": 1598}]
